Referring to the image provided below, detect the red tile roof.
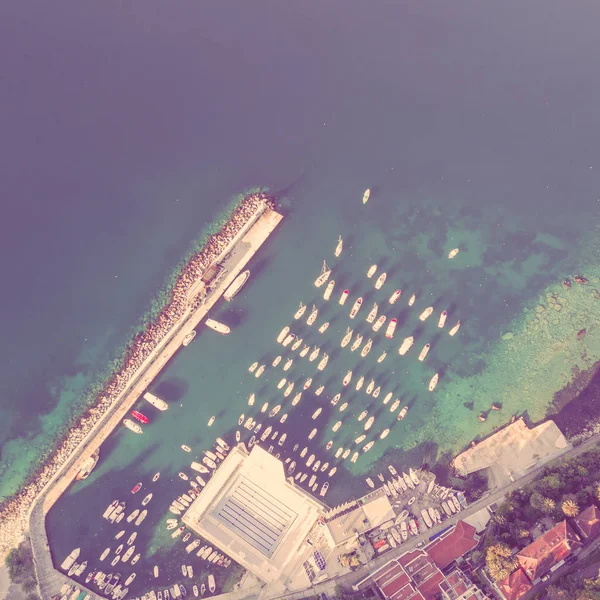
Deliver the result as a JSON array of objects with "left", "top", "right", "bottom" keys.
[
  {"left": 496, "top": 569, "right": 532, "bottom": 600},
  {"left": 573, "top": 505, "right": 600, "bottom": 539},
  {"left": 426, "top": 520, "right": 479, "bottom": 569},
  {"left": 516, "top": 521, "right": 582, "bottom": 581}
]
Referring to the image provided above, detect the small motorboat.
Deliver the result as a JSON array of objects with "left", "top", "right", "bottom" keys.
[{"left": 448, "top": 248, "right": 459, "bottom": 259}]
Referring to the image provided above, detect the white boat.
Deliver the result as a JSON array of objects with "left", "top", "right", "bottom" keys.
[
  {"left": 126, "top": 509, "right": 140, "bottom": 523},
  {"left": 284, "top": 382, "right": 294, "bottom": 397},
  {"left": 99, "top": 548, "right": 109, "bottom": 562},
  {"left": 277, "top": 378, "right": 287, "bottom": 390},
  {"left": 318, "top": 322, "right": 329, "bottom": 334},
  {"left": 358, "top": 410, "right": 368, "bottom": 422},
  {"left": 448, "top": 248, "right": 459, "bottom": 259},
  {"left": 383, "top": 392, "right": 393, "bottom": 405},
  {"left": 123, "top": 419, "right": 143, "bottom": 434},
  {"left": 343, "top": 371, "right": 352, "bottom": 386},
  {"left": 320, "top": 482, "right": 329, "bottom": 497},
  {"left": 224, "top": 270, "right": 250, "bottom": 301},
  {"left": 76, "top": 451, "right": 99, "bottom": 480},
  {"left": 271, "top": 355, "right": 282, "bottom": 368},
  {"left": 362, "top": 188, "right": 371, "bottom": 204},
  {"left": 332, "top": 421, "right": 342, "bottom": 432},
  {"left": 303, "top": 378, "right": 313, "bottom": 390},
  {"left": 248, "top": 362, "right": 258, "bottom": 373},
  {"left": 342, "top": 449, "right": 351, "bottom": 459},
  {"left": 191, "top": 462, "right": 209, "bottom": 474},
  {"left": 365, "top": 379, "right": 375, "bottom": 395},
  {"left": 248, "top": 393, "right": 255, "bottom": 406},
  {"left": 360, "top": 338, "right": 373, "bottom": 358},
  {"left": 421, "top": 510, "right": 433, "bottom": 529},
  {"left": 364, "top": 416, "right": 375, "bottom": 431},
  {"left": 315, "top": 385, "right": 324, "bottom": 396},
  {"left": 208, "top": 575, "right": 216, "bottom": 593},
  {"left": 143, "top": 392, "right": 168, "bottom": 411},
  {"left": 314, "top": 261, "right": 331, "bottom": 288},
  {"left": 418, "top": 343, "right": 430, "bottom": 361},
  {"left": 355, "top": 375, "right": 365, "bottom": 391},
  {"left": 317, "top": 353, "right": 329, "bottom": 371},
  {"left": 292, "top": 392, "right": 302, "bottom": 406},
  {"left": 291, "top": 337, "right": 303, "bottom": 351},
  {"left": 397, "top": 406, "right": 408, "bottom": 421},
  {"left": 300, "top": 447, "right": 308, "bottom": 458},
  {"left": 373, "top": 386, "right": 381, "bottom": 398},
  {"left": 115, "top": 529, "right": 125, "bottom": 539},
  {"left": 449, "top": 320, "right": 461, "bottom": 336},
  {"left": 351, "top": 452, "right": 359, "bottom": 463},
  {"left": 277, "top": 326, "right": 290, "bottom": 343},
  {"left": 335, "top": 447, "right": 344, "bottom": 458},
  {"left": 324, "top": 279, "right": 335, "bottom": 300},
  {"left": 350, "top": 334, "right": 363, "bottom": 352},
  {"left": 400, "top": 521, "right": 408, "bottom": 540},
  {"left": 142, "top": 493, "right": 153, "bottom": 506},
  {"left": 419, "top": 306, "right": 434, "bottom": 321},
  {"left": 366, "top": 303, "right": 378, "bottom": 323},
  {"left": 438, "top": 310, "right": 448, "bottom": 328},
  {"left": 294, "top": 302, "right": 307, "bottom": 320},
  {"left": 410, "top": 468, "right": 420, "bottom": 485},
  {"left": 399, "top": 336, "right": 414, "bottom": 356},
  {"left": 282, "top": 333, "right": 295, "bottom": 346},
  {"left": 207, "top": 416, "right": 215, "bottom": 427},
  {"left": 269, "top": 404, "right": 281, "bottom": 418},
  {"left": 309, "top": 346, "right": 320, "bottom": 361},
  {"left": 355, "top": 434, "right": 366, "bottom": 444},
  {"left": 205, "top": 318, "right": 230, "bottom": 335},
  {"left": 278, "top": 432, "right": 287, "bottom": 445},
  {"left": 373, "top": 315, "right": 386, "bottom": 332},
  {"left": 349, "top": 297, "right": 363, "bottom": 319},
  {"left": 308, "top": 428, "right": 318, "bottom": 440},
  {"left": 309, "top": 474, "right": 317, "bottom": 487},
  {"left": 331, "top": 393, "right": 341, "bottom": 406},
  {"left": 377, "top": 351, "right": 387, "bottom": 363},
  {"left": 135, "top": 509, "right": 148, "bottom": 526},
  {"left": 403, "top": 472, "right": 415, "bottom": 489},
  {"left": 375, "top": 272, "right": 387, "bottom": 289},
  {"left": 385, "top": 318, "right": 397, "bottom": 339},
  {"left": 334, "top": 235, "right": 343, "bottom": 257},
  {"left": 254, "top": 364, "right": 265, "bottom": 378},
  {"left": 429, "top": 373, "right": 439, "bottom": 391},
  {"left": 389, "top": 289, "right": 402, "bottom": 304},
  {"left": 380, "top": 428, "right": 390, "bottom": 439},
  {"left": 122, "top": 546, "right": 135, "bottom": 563},
  {"left": 390, "top": 399, "right": 400, "bottom": 412},
  {"left": 367, "top": 264, "right": 377, "bottom": 278},
  {"left": 366, "top": 478, "right": 374, "bottom": 488},
  {"left": 280, "top": 413, "right": 288, "bottom": 424},
  {"left": 307, "top": 305, "right": 319, "bottom": 326},
  {"left": 339, "top": 289, "right": 349, "bottom": 305},
  {"left": 408, "top": 293, "right": 416, "bottom": 306},
  {"left": 339, "top": 402, "right": 348, "bottom": 412}
]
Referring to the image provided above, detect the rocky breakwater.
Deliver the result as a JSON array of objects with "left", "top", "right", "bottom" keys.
[{"left": 0, "top": 191, "right": 276, "bottom": 559}]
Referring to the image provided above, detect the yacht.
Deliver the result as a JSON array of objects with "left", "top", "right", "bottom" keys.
[
  {"left": 379, "top": 428, "right": 390, "bottom": 440},
  {"left": 339, "top": 289, "right": 349, "bottom": 305},
  {"left": 312, "top": 460, "right": 321, "bottom": 472},
  {"left": 385, "top": 318, "right": 397, "bottom": 339},
  {"left": 308, "top": 428, "right": 318, "bottom": 440},
  {"left": 324, "top": 279, "right": 335, "bottom": 300},
  {"left": 397, "top": 406, "right": 408, "bottom": 421},
  {"left": 373, "top": 315, "right": 386, "bottom": 332},
  {"left": 123, "top": 419, "right": 143, "bottom": 434},
  {"left": 399, "top": 336, "right": 414, "bottom": 356},
  {"left": 224, "top": 270, "right": 250, "bottom": 301},
  {"left": 367, "top": 264, "right": 377, "bottom": 278},
  {"left": 351, "top": 452, "right": 359, "bottom": 463},
  {"left": 294, "top": 303, "right": 307, "bottom": 320},
  {"left": 390, "top": 399, "right": 400, "bottom": 412},
  {"left": 191, "top": 462, "right": 209, "bottom": 474},
  {"left": 314, "top": 261, "right": 331, "bottom": 288},
  {"left": 410, "top": 468, "right": 420, "bottom": 485},
  {"left": 360, "top": 339, "right": 373, "bottom": 358},
  {"left": 448, "top": 248, "right": 459, "bottom": 259},
  {"left": 364, "top": 416, "right": 375, "bottom": 431},
  {"left": 304, "top": 377, "right": 313, "bottom": 390},
  {"left": 306, "top": 454, "right": 316, "bottom": 467},
  {"left": 438, "top": 310, "right": 448, "bottom": 328},
  {"left": 349, "top": 297, "right": 363, "bottom": 319},
  {"left": 318, "top": 321, "right": 330, "bottom": 334},
  {"left": 280, "top": 413, "right": 288, "bottom": 424},
  {"left": 418, "top": 343, "right": 430, "bottom": 361},
  {"left": 366, "top": 303, "right": 378, "bottom": 323},
  {"left": 421, "top": 510, "right": 433, "bottom": 529},
  {"left": 429, "top": 373, "right": 439, "bottom": 391},
  {"left": 449, "top": 320, "right": 461, "bottom": 336},
  {"left": 403, "top": 472, "right": 415, "bottom": 489},
  {"left": 317, "top": 353, "right": 329, "bottom": 371},
  {"left": 283, "top": 358, "right": 293, "bottom": 371},
  {"left": 365, "top": 379, "right": 375, "bottom": 395},
  {"left": 389, "top": 289, "right": 402, "bottom": 304},
  {"left": 299, "top": 344, "right": 310, "bottom": 358},
  {"left": 269, "top": 405, "right": 281, "bottom": 418},
  {"left": 400, "top": 522, "right": 409, "bottom": 540},
  {"left": 292, "top": 337, "right": 303, "bottom": 351},
  {"left": 307, "top": 305, "right": 319, "bottom": 326},
  {"left": 362, "top": 188, "right": 371, "bottom": 204},
  {"left": 331, "top": 393, "right": 341, "bottom": 406},
  {"left": 320, "top": 482, "right": 329, "bottom": 497},
  {"left": 332, "top": 421, "right": 342, "bottom": 432},
  {"left": 372, "top": 386, "right": 381, "bottom": 398},
  {"left": 375, "top": 272, "right": 387, "bottom": 289},
  {"left": 408, "top": 293, "right": 416, "bottom": 306},
  {"left": 419, "top": 306, "right": 434, "bottom": 321},
  {"left": 292, "top": 392, "right": 302, "bottom": 406},
  {"left": 254, "top": 365, "right": 265, "bottom": 378},
  {"left": 350, "top": 334, "right": 363, "bottom": 352},
  {"left": 334, "top": 235, "right": 343, "bottom": 257},
  {"left": 355, "top": 434, "right": 366, "bottom": 444},
  {"left": 377, "top": 351, "right": 387, "bottom": 363},
  {"left": 285, "top": 382, "right": 295, "bottom": 397},
  {"left": 343, "top": 371, "right": 352, "bottom": 386},
  {"left": 355, "top": 375, "right": 365, "bottom": 391},
  {"left": 383, "top": 392, "right": 393, "bottom": 405},
  {"left": 340, "top": 327, "right": 353, "bottom": 347},
  {"left": 358, "top": 410, "right": 368, "bottom": 422},
  {"left": 329, "top": 466, "right": 337, "bottom": 476},
  {"left": 282, "top": 333, "right": 295, "bottom": 346},
  {"left": 277, "top": 326, "right": 290, "bottom": 344},
  {"left": 342, "top": 449, "right": 351, "bottom": 459},
  {"left": 315, "top": 385, "right": 324, "bottom": 396},
  {"left": 335, "top": 447, "right": 344, "bottom": 458},
  {"left": 205, "top": 319, "right": 230, "bottom": 335},
  {"left": 309, "top": 346, "right": 320, "bottom": 361}
]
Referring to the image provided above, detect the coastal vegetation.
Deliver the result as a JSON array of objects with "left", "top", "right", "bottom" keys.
[
  {"left": 547, "top": 570, "right": 600, "bottom": 599},
  {"left": 5, "top": 540, "right": 39, "bottom": 599},
  {"left": 484, "top": 447, "right": 600, "bottom": 579}
]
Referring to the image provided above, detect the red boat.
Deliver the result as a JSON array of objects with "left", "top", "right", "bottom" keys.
[
  {"left": 131, "top": 482, "right": 142, "bottom": 494},
  {"left": 131, "top": 411, "right": 149, "bottom": 424}
]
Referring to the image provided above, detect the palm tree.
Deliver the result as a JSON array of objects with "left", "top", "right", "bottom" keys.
[
  {"left": 541, "top": 497, "right": 556, "bottom": 513},
  {"left": 562, "top": 499, "right": 580, "bottom": 517}
]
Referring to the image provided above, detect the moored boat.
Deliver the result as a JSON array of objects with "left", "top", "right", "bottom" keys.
[
  {"left": 292, "top": 392, "right": 302, "bottom": 406},
  {"left": 291, "top": 336, "right": 303, "bottom": 351},
  {"left": 366, "top": 478, "right": 374, "bottom": 488},
  {"left": 294, "top": 302, "right": 307, "bottom": 320},
  {"left": 399, "top": 336, "right": 414, "bottom": 356},
  {"left": 372, "top": 386, "right": 381, "bottom": 398},
  {"left": 224, "top": 269, "right": 250, "bottom": 301},
  {"left": 383, "top": 392, "right": 393, "bottom": 405},
  {"left": 377, "top": 351, "right": 387, "bottom": 363},
  {"left": 429, "top": 373, "right": 439, "bottom": 391},
  {"left": 438, "top": 310, "right": 448, "bottom": 328},
  {"left": 303, "top": 378, "right": 313, "bottom": 390},
  {"left": 318, "top": 322, "right": 329, "bottom": 334},
  {"left": 358, "top": 410, "right": 368, "bottom": 422},
  {"left": 390, "top": 399, "right": 400, "bottom": 412},
  {"left": 314, "top": 261, "right": 332, "bottom": 288},
  {"left": 272, "top": 356, "right": 282, "bottom": 367},
  {"left": 123, "top": 419, "right": 143, "bottom": 434},
  {"left": 364, "top": 416, "right": 375, "bottom": 431},
  {"left": 332, "top": 421, "right": 342, "bottom": 432},
  {"left": 334, "top": 235, "right": 343, "bottom": 257},
  {"left": 397, "top": 406, "right": 408, "bottom": 421},
  {"left": 349, "top": 297, "right": 363, "bottom": 319},
  {"left": 182, "top": 330, "right": 197, "bottom": 346},
  {"left": 408, "top": 292, "right": 416, "bottom": 306},
  {"left": 331, "top": 393, "right": 341, "bottom": 406},
  {"left": 419, "top": 306, "right": 434, "bottom": 321},
  {"left": 360, "top": 338, "right": 373, "bottom": 358},
  {"left": 277, "top": 326, "right": 290, "bottom": 343},
  {"left": 315, "top": 385, "right": 324, "bottom": 396},
  {"left": 320, "top": 482, "right": 329, "bottom": 497},
  {"left": 324, "top": 280, "right": 335, "bottom": 300},
  {"left": 338, "top": 402, "right": 348, "bottom": 412},
  {"left": 350, "top": 333, "right": 363, "bottom": 352},
  {"left": 385, "top": 318, "right": 397, "bottom": 339},
  {"left": 254, "top": 365, "right": 265, "bottom": 378},
  {"left": 362, "top": 188, "right": 371, "bottom": 204},
  {"left": 317, "top": 353, "right": 329, "bottom": 371},
  {"left": 355, "top": 375, "right": 365, "bottom": 391},
  {"left": 373, "top": 315, "right": 386, "bottom": 332},
  {"left": 375, "top": 272, "right": 387, "bottom": 289},
  {"left": 448, "top": 248, "right": 459, "bottom": 259},
  {"left": 367, "top": 264, "right": 377, "bottom": 278},
  {"left": 343, "top": 371, "right": 352, "bottom": 386},
  {"left": 389, "top": 289, "right": 402, "bottom": 304},
  {"left": 205, "top": 318, "right": 230, "bottom": 335},
  {"left": 339, "top": 289, "right": 349, "bottom": 305},
  {"left": 365, "top": 379, "right": 375, "bottom": 395},
  {"left": 143, "top": 392, "right": 168, "bottom": 411},
  {"left": 248, "top": 362, "right": 258, "bottom": 373},
  {"left": 284, "top": 382, "right": 295, "bottom": 397},
  {"left": 418, "top": 343, "right": 430, "bottom": 361},
  {"left": 307, "top": 305, "right": 319, "bottom": 326},
  {"left": 380, "top": 428, "right": 390, "bottom": 439},
  {"left": 207, "top": 416, "right": 215, "bottom": 427},
  {"left": 309, "top": 346, "right": 320, "bottom": 361},
  {"left": 449, "top": 320, "right": 461, "bottom": 336},
  {"left": 308, "top": 428, "right": 318, "bottom": 440},
  {"left": 76, "top": 451, "right": 99, "bottom": 480},
  {"left": 366, "top": 303, "right": 378, "bottom": 323},
  {"left": 355, "top": 434, "right": 366, "bottom": 444}
]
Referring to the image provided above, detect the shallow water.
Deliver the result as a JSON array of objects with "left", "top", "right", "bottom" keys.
[{"left": 2, "top": 0, "right": 600, "bottom": 594}]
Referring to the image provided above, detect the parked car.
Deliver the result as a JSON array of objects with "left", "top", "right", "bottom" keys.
[
  {"left": 541, "top": 573, "right": 551, "bottom": 582},
  {"left": 416, "top": 541, "right": 425, "bottom": 548}
]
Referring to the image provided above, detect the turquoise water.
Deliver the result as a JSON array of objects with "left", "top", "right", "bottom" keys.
[{"left": 1, "top": 0, "right": 600, "bottom": 594}]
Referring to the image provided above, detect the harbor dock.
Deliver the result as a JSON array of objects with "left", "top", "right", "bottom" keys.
[{"left": 25, "top": 202, "right": 283, "bottom": 599}]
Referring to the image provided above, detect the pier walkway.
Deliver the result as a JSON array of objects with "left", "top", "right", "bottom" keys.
[{"left": 27, "top": 205, "right": 283, "bottom": 599}]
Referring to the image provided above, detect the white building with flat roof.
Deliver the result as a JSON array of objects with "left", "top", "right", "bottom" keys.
[{"left": 182, "top": 444, "right": 333, "bottom": 595}]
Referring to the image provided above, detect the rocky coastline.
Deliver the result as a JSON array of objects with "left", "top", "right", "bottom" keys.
[{"left": 0, "top": 191, "right": 275, "bottom": 560}]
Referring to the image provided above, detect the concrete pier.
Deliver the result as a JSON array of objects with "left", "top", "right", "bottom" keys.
[{"left": 27, "top": 205, "right": 283, "bottom": 600}]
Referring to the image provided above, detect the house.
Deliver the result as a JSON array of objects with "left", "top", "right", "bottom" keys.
[
  {"left": 495, "top": 568, "right": 532, "bottom": 600},
  {"left": 516, "top": 520, "right": 582, "bottom": 582},
  {"left": 573, "top": 504, "right": 600, "bottom": 540},
  {"left": 426, "top": 520, "right": 479, "bottom": 570}
]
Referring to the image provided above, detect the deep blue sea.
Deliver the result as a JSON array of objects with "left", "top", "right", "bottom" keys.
[{"left": 2, "top": 0, "right": 600, "bottom": 593}]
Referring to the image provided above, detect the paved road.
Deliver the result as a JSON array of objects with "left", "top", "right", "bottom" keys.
[{"left": 272, "top": 433, "right": 600, "bottom": 600}]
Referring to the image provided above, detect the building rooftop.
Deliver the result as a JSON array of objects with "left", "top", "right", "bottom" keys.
[
  {"left": 573, "top": 504, "right": 600, "bottom": 539},
  {"left": 496, "top": 569, "right": 532, "bottom": 600},
  {"left": 182, "top": 444, "right": 328, "bottom": 586},
  {"left": 426, "top": 520, "right": 479, "bottom": 570}
]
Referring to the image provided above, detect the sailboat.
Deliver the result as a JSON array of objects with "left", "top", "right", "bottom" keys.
[
  {"left": 294, "top": 302, "right": 306, "bottom": 319},
  {"left": 314, "top": 261, "right": 331, "bottom": 288}
]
